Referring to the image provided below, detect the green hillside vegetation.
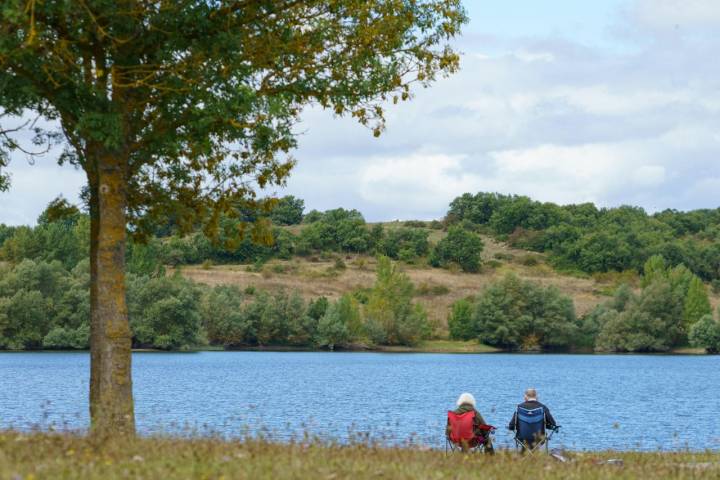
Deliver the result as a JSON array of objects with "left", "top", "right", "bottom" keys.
[{"left": 1, "top": 194, "right": 719, "bottom": 353}]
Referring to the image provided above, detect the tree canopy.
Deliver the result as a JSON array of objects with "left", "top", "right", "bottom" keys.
[{"left": 0, "top": 0, "right": 467, "bottom": 436}]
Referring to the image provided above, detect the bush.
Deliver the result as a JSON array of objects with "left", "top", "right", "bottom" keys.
[
  {"left": 689, "top": 313, "right": 720, "bottom": 353},
  {"left": 415, "top": 282, "right": 450, "bottom": 297},
  {"left": 595, "top": 280, "right": 684, "bottom": 352},
  {"left": 316, "top": 295, "right": 361, "bottom": 349},
  {"left": 448, "top": 299, "right": 474, "bottom": 340},
  {"left": 473, "top": 274, "right": 577, "bottom": 350},
  {"left": 429, "top": 226, "right": 483, "bottom": 273}
]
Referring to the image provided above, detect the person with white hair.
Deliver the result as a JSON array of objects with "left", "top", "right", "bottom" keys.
[{"left": 446, "top": 392, "right": 495, "bottom": 454}]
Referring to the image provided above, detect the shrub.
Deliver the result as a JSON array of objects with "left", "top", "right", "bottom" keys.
[
  {"left": 448, "top": 299, "right": 474, "bottom": 340},
  {"left": 404, "top": 220, "right": 426, "bottom": 228},
  {"left": 429, "top": 226, "right": 483, "bottom": 273},
  {"left": 689, "top": 314, "right": 720, "bottom": 353},
  {"left": 316, "top": 295, "right": 361, "bottom": 349},
  {"left": 415, "top": 282, "right": 450, "bottom": 297},
  {"left": 595, "top": 280, "right": 684, "bottom": 352},
  {"left": 473, "top": 274, "right": 577, "bottom": 350},
  {"left": 518, "top": 254, "right": 540, "bottom": 266}
]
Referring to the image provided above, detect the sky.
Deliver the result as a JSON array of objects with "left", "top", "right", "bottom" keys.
[{"left": 2, "top": 0, "right": 719, "bottom": 225}]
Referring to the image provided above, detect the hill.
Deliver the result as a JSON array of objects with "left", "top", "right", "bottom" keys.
[{"left": 179, "top": 224, "right": 720, "bottom": 336}]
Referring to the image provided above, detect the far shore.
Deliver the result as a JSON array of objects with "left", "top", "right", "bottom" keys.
[{"left": 0, "top": 340, "right": 710, "bottom": 355}]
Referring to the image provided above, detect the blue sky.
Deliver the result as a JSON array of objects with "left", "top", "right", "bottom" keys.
[{"left": 2, "top": 0, "right": 720, "bottom": 224}]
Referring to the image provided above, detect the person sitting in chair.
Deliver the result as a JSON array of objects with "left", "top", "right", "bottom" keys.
[
  {"left": 446, "top": 392, "right": 495, "bottom": 454},
  {"left": 508, "top": 388, "right": 557, "bottom": 449}
]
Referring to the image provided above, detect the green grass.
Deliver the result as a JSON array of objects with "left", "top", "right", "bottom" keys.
[{"left": 1, "top": 432, "right": 718, "bottom": 479}]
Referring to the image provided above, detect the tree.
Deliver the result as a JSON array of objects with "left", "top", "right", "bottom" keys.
[
  {"left": 430, "top": 225, "right": 484, "bottom": 272},
  {"left": 683, "top": 276, "right": 712, "bottom": 331},
  {"left": 316, "top": 294, "right": 360, "bottom": 349},
  {"left": 472, "top": 274, "right": 577, "bottom": 350},
  {"left": 269, "top": 196, "right": 305, "bottom": 226},
  {"left": 595, "top": 280, "right": 684, "bottom": 352},
  {"left": 364, "top": 256, "right": 430, "bottom": 346},
  {"left": 0, "top": 1, "right": 466, "bottom": 435},
  {"left": 448, "top": 298, "right": 474, "bottom": 340}
]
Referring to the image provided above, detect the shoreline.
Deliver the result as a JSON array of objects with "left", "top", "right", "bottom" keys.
[{"left": 0, "top": 342, "right": 710, "bottom": 355}]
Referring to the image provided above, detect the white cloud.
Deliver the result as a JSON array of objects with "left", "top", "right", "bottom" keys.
[
  {"left": 3, "top": 1, "right": 720, "bottom": 225},
  {"left": 629, "top": 0, "right": 720, "bottom": 31}
]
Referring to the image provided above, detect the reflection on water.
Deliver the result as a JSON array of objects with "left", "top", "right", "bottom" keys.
[{"left": 1, "top": 351, "right": 718, "bottom": 451}]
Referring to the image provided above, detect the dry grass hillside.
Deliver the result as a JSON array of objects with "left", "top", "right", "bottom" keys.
[{"left": 178, "top": 224, "right": 720, "bottom": 332}]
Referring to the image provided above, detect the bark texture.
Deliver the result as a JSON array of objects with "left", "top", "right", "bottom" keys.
[{"left": 88, "top": 152, "right": 135, "bottom": 437}]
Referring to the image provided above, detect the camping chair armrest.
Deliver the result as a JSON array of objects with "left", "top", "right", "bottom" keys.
[
  {"left": 550, "top": 425, "right": 561, "bottom": 432},
  {"left": 478, "top": 424, "right": 496, "bottom": 433}
]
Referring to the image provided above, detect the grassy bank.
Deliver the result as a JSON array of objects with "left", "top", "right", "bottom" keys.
[{"left": 1, "top": 432, "right": 718, "bottom": 479}]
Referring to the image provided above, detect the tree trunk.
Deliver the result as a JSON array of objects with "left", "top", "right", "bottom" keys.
[{"left": 88, "top": 152, "right": 135, "bottom": 437}]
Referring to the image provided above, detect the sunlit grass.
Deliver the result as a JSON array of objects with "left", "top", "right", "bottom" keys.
[{"left": 1, "top": 431, "right": 718, "bottom": 479}]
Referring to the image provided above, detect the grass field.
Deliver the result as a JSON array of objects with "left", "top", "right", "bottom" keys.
[{"left": 1, "top": 432, "right": 718, "bottom": 479}]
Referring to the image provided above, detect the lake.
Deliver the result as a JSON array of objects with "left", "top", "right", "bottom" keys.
[{"left": 1, "top": 351, "right": 718, "bottom": 451}]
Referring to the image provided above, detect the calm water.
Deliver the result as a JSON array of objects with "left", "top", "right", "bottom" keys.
[{"left": 1, "top": 351, "right": 718, "bottom": 451}]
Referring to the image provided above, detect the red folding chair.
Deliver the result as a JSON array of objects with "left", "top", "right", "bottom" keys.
[{"left": 446, "top": 410, "right": 495, "bottom": 454}]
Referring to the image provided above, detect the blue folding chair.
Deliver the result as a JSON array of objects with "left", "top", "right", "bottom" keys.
[{"left": 513, "top": 406, "right": 560, "bottom": 455}]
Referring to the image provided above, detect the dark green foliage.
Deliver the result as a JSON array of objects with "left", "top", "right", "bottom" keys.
[
  {"left": 296, "top": 209, "right": 375, "bottom": 254},
  {"left": 0, "top": 259, "right": 89, "bottom": 350},
  {"left": 689, "top": 314, "right": 720, "bottom": 353},
  {"left": 307, "top": 297, "right": 329, "bottom": 320},
  {"left": 127, "top": 274, "right": 203, "bottom": 350},
  {"left": 595, "top": 281, "right": 684, "bottom": 352},
  {"left": 430, "top": 226, "right": 483, "bottom": 272},
  {"left": 316, "top": 295, "right": 361, "bottom": 349},
  {"left": 380, "top": 228, "right": 429, "bottom": 261},
  {"left": 202, "top": 285, "right": 249, "bottom": 346},
  {"left": 472, "top": 274, "right": 577, "bottom": 350},
  {"left": 584, "top": 255, "right": 714, "bottom": 352},
  {"left": 448, "top": 298, "right": 474, "bottom": 340},
  {"left": 269, "top": 196, "right": 305, "bottom": 226},
  {"left": 446, "top": 192, "right": 720, "bottom": 281}
]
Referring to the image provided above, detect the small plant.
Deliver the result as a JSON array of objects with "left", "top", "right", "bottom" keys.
[
  {"left": 201, "top": 259, "right": 213, "bottom": 270},
  {"left": 351, "top": 257, "right": 367, "bottom": 270},
  {"left": 485, "top": 259, "right": 502, "bottom": 269},
  {"left": 404, "top": 220, "right": 426, "bottom": 228},
  {"left": 271, "top": 263, "right": 288, "bottom": 274},
  {"left": 244, "top": 285, "right": 256, "bottom": 295},
  {"left": 334, "top": 257, "right": 347, "bottom": 271},
  {"left": 429, "top": 220, "right": 444, "bottom": 230},
  {"left": 518, "top": 254, "right": 540, "bottom": 267},
  {"left": 493, "top": 252, "right": 514, "bottom": 261},
  {"left": 416, "top": 282, "right": 450, "bottom": 297}
]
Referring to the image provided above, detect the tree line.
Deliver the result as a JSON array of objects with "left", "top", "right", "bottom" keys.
[
  {"left": 448, "top": 255, "right": 720, "bottom": 353},
  {"left": 0, "top": 251, "right": 432, "bottom": 351},
  {"left": 446, "top": 192, "right": 720, "bottom": 283},
  {"left": 1, "top": 197, "right": 484, "bottom": 273}
]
